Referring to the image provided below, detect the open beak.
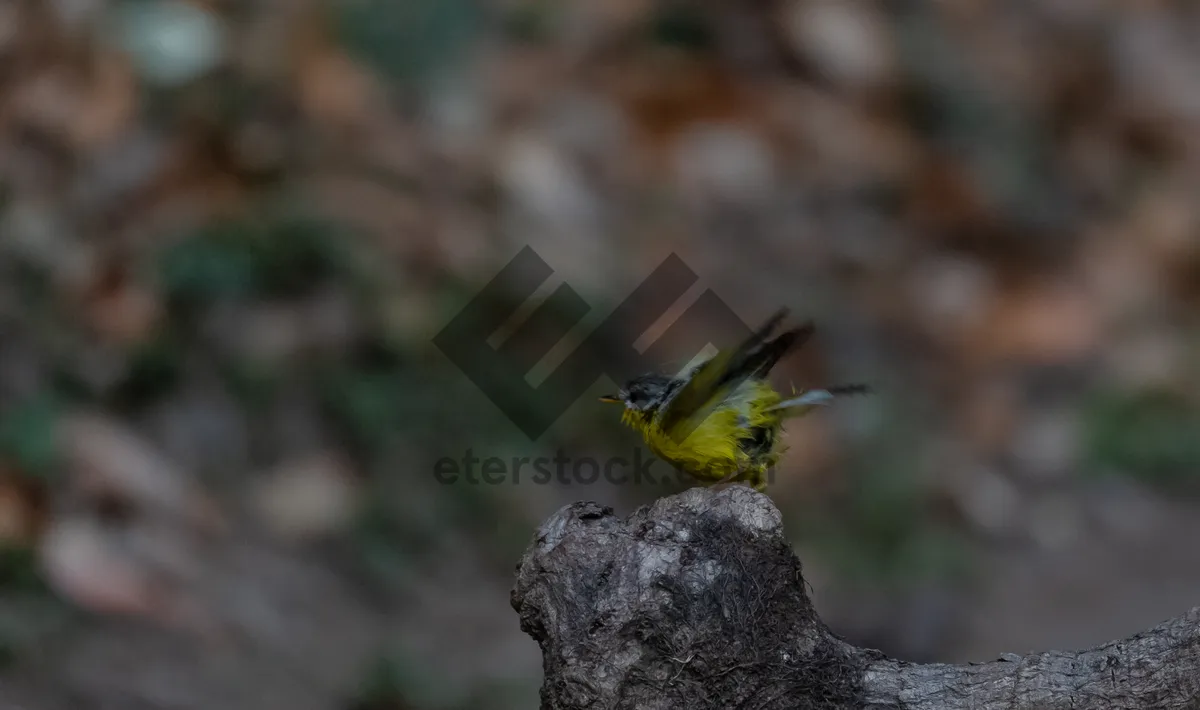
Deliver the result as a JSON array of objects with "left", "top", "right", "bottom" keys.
[{"left": 598, "top": 395, "right": 622, "bottom": 403}]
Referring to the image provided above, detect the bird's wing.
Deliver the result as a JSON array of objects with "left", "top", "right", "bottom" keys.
[{"left": 657, "top": 309, "right": 812, "bottom": 442}]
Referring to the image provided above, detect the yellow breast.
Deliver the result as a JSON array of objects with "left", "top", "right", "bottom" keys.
[{"left": 622, "top": 379, "right": 786, "bottom": 482}]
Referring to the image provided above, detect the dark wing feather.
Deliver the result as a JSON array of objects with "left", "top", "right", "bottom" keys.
[
  {"left": 732, "top": 320, "right": 812, "bottom": 383},
  {"left": 657, "top": 309, "right": 812, "bottom": 441}
]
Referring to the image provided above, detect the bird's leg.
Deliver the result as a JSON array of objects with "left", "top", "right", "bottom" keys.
[{"left": 746, "top": 465, "right": 768, "bottom": 492}]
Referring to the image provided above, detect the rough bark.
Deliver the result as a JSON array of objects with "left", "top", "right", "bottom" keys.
[{"left": 511, "top": 486, "right": 1200, "bottom": 709}]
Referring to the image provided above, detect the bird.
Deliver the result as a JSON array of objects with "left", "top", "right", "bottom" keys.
[{"left": 599, "top": 309, "right": 868, "bottom": 491}]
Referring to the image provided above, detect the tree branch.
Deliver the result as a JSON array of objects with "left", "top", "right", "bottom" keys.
[{"left": 511, "top": 487, "right": 1200, "bottom": 709}]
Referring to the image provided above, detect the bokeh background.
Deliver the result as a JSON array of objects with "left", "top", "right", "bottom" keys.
[{"left": 1, "top": 1, "right": 1200, "bottom": 708}]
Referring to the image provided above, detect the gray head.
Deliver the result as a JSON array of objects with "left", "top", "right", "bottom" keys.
[{"left": 599, "top": 373, "right": 676, "bottom": 411}]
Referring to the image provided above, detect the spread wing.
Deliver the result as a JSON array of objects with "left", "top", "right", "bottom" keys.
[{"left": 656, "top": 309, "right": 812, "bottom": 442}]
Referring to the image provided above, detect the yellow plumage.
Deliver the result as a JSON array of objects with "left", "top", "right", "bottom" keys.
[
  {"left": 602, "top": 310, "right": 867, "bottom": 492},
  {"left": 621, "top": 379, "right": 785, "bottom": 489}
]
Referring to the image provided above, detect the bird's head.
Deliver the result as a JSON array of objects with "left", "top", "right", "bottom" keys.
[{"left": 599, "top": 374, "right": 674, "bottom": 412}]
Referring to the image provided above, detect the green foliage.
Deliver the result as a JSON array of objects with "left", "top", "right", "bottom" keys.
[
  {"left": 319, "top": 362, "right": 410, "bottom": 455},
  {"left": 349, "top": 499, "right": 435, "bottom": 590},
  {"left": 335, "top": 0, "right": 481, "bottom": 86},
  {"left": 106, "top": 333, "right": 188, "bottom": 411},
  {"left": 649, "top": 4, "right": 715, "bottom": 51},
  {"left": 0, "top": 395, "right": 61, "bottom": 479},
  {"left": 159, "top": 227, "right": 258, "bottom": 306},
  {"left": 159, "top": 215, "right": 354, "bottom": 309},
  {"left": 0, "top": 548, "right": 71, "bottom": 672},
  {"left": 220, "top": 358, "right": 285, "bottom": 414},
  {"left": 348, "top": 654, "right": 414, "bottom": 710},
  {"left": 1084, "top": 388, "right": 1200, "bottom": 485},
  {"left": 501, "top": 0, "right": 559, "bottom": 44},
  {"left": 0, "top": 636, "right": 16, "bottom": 670},
  {"left": 347, "top": 651, "right": 534, "bottom": 710},
  {"left": 346, "top": 651, "right": 466, "bottom": 710},
  {"left": 0, "top": 548, "right": 48, "bottom": 594}
]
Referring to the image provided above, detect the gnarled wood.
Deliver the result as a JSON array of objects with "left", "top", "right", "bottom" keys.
[{"left": 511, "top": 487, "right": 1200, "bottom": 709}]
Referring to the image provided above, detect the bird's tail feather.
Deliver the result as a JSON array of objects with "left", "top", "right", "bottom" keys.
[{"left": 769, "top": 383, "right": 871, "bottom": 417}]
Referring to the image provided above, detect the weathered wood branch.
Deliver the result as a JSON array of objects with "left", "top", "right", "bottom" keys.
[{"left": 511, "top": 487, "right": 1200, "bottom": 709}]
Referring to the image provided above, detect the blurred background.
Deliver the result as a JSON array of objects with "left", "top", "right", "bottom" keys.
[{"left": 1, "top": 0, "right": 1200, "bottom": 708}]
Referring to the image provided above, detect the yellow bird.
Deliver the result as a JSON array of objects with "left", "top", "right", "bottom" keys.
[{"left": 600, "top": 309, "right": 867, "bottom": 491}]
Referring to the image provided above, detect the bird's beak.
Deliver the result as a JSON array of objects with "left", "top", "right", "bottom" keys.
[{"left": 598, "top": 395, "right": 621, "bottom": 403}]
